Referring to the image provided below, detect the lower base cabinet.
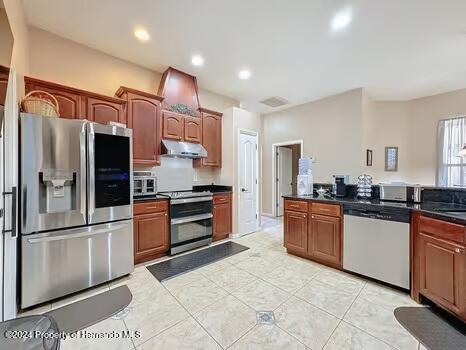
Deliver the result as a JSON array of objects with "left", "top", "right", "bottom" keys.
[
  {"left": 284, "top": 199, "right": 342, "bottom": 268},
  {"left": 309, "top": 214, "right": 342, "bottom": 267},
  {"left": 413, "top": 214, "right": 466, "bottom": 321},
  {"left": 213, "top": 193, "right": 232, "bottom": 241},
  {"left": 133, "top": 200, "right": 169, "bottom": 264}
]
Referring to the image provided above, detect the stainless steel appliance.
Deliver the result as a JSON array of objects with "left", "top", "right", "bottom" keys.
[
  {"left": 161, "top": 139, "right": 207, "bottom": 158},
  {"left": 379, "top": 184, "right": 422, "bottom": 203},
  {"left": 133, "top": 171, "right": 157, "bottom": 197},
  {"left": 160, "top": 190, "right": 213, "bottom": 254},
  {"left": 343, "top": 205, "right": 410, "bottom": 289},
  {"left": 20, "top": 113, "right": 134, "bottom": 308}
]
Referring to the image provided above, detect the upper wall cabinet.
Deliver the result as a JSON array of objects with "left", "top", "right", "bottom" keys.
[
  {"left": 195, "top": 108, "right": 222, "bottom": 168},
  {"left": 116, "top": 87, "right": 164, "bottom": 166},
  {"left": 162, "top": 110, "right": 184, "bottom": 141},
  {"left": 184, "top": 116, "right": 202, "bottom": 143},
  {"left": 86, "top": 97, "right": 124, "bottom": 124},
  {"left": 25, "top": 78, "right": 83, "bottom": 119},
  {"left": 24, "top": 77, "right": 126, "bottom": 124}
]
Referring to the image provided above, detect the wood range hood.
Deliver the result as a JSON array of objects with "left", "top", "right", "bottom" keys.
[{"left": 157, "top": 67, "right": 201, "bottom": 116}]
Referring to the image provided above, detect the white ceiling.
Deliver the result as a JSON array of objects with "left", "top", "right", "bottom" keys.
[{"left": 22, "top": 0, "right": 466, "bottom": 113}]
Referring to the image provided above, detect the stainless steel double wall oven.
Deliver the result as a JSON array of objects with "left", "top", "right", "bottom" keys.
[{"left": 20, "top": 113, "right": 134, "bottom": 308}]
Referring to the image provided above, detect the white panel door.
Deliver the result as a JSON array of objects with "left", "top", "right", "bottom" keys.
[
  {"left": 238, "top": 132, "right": 258, "bottom": 235},
  {"left": 278, "top": 147, "right": 292, "bottom": 216}
]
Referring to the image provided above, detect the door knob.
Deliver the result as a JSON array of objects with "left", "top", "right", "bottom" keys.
[{"left": 241, "top": 188, "right": 247, "bottom": 192}]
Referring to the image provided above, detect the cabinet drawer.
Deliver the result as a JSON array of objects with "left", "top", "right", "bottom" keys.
[
  {"left": 213, "top": 193, "right": 231, "bottom": 204},
  {"left": 419, "top": 215, "right": 465, "bottom": 244},
  {"left": 134, "top": 200, "right": 168, "bottom": 215},
  {"left": 311, "top": 202, "right": 341, "bottom": 217},
  {"left": 284, "top": 200, "right": 308, "bottom": 213}
]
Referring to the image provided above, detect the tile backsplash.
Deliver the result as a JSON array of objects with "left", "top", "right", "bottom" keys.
[{"left": 136, "top": 157, "right": 219, "bottom": 192}]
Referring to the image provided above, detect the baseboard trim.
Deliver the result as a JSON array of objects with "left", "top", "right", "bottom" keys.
[{"left": 261, "top": 212, "right": 275, "bottom": 218}]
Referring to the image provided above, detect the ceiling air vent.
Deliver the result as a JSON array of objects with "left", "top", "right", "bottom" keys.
[{"left": 260, "top": 96, "right": 289, "bottom": 108}]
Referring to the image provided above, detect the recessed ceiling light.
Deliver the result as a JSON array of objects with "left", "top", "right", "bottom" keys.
[
  {"left": 191, "top": 55, "right": 204, "bottom": 67},
  {"left": 134, "top": 28, "right": 150, "bottom": 42},
  {"left": 331, "top": 8, "right": 352, "bottom": 32},
  {"left": 238, "top": 69, "right": 251, "bottom": 80}
]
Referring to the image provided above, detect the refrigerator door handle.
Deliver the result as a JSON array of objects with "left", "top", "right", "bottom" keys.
[
  {"left": 80, "top": 125, "right": 87, "bottom": 222},
  {"left": 27, "top": 223, "right": 128, "bottom": 243},
  {"left": 87, "top": 123, "right": 96, "bottom": 221}
]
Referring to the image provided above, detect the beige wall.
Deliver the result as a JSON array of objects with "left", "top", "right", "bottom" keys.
[
  {"left": 0, "top": 8, "right": 13, "bottom": 67},
  {"left": 28, "top": 27, "right": 238, "bottom": 113},
  {"left": 408, "top": 88, "right": 466, "bottom": 185},
  {"left": 3, "top": 0, "right": 29, "bottom": 96},
  {"left": 263, "top": 86, "right": 466, "bottom": 215},
  {"left": 262, "top": 88, "right": 364, "bottom": 214}
]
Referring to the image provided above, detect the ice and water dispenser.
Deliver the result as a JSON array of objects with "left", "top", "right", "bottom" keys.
[{"left": 39, "top": 170, "right": 77, "bottom": 213}]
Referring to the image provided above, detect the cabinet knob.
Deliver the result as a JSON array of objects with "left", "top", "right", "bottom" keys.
[{"left": 455, "top": 248, "right": 463, "bottom": 254}]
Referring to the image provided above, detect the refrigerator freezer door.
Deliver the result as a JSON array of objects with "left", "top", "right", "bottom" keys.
[
  {"left": 21, "top": 219, "right": 134, "bottom": 308},
  {"left": 88, "top": 122, "right": 133, "bottom": 225},
  {"left": 21, "top": 114, "right": 87, "bottom": 234}
]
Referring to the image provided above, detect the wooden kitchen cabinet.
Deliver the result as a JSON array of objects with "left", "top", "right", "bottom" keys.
[
  {"left": 309, "top": 214, "right": 342, "bottom": 267},
  {"left": 412, "top": 213, "right": 466, "bottom": 321},
  {"left": 184, "top": 116, "right": 202, "bottom": 143},
  {"left": 24, "top": 77, "right": 126, "bottom": 123},
  {"left": 133, "top": 200, "right": 169, "bottom": 264},
  {"left": 0, "top": 66, "right": 9, "bottom": 107},
  {"left": 284, "top": 199, "right": 342, "bottom": 268},
  {"left": 284, "top": 209, "right": 308, "bottom": 255},
  {"left": 25, "top": 77, "right": 83, "bottom": 119},
  {"left": 86, "top": 97, "right": 125, "bottom": 125},
  {"left": 162, "top": 110, "right": 184, "bottom": 140},
  {"left": 213, "top": 193, "right": 232, "bottom": 241},
  {"left": 195, "top": 109, "right": 222, "bottom": 168},
  {"left": 116, "top": 87, "right": 163, "bottom": 166}
]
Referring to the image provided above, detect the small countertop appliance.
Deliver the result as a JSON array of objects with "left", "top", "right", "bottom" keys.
[{"left": 333, "top": 175, "right": 349, "bottom": 197}]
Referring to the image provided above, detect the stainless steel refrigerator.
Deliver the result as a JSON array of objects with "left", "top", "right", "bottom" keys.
[{"left": 20, "top": 113, "right": 134, "bottom": 309}]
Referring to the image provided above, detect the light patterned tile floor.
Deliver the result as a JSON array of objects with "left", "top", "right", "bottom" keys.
[{"left": 20, "top": 219, "right": 422, "bottom": 350}]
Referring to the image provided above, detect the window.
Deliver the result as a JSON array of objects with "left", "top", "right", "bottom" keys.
[{"left": 438, "top": 117, "right": 466, "bottom": 187}]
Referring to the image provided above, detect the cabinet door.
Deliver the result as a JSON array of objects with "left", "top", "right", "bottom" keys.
[
  {"left": 162, "top": 111, "right": 184, "bottom": 140},
  {"left": 308, "top": 214, "right": 342, "bottom": 266},
  {"left": 134, "top": 211, "right": 169, "bottom": 264},
  {"left": 284, "top": 210, "right": 308, "bottom": 255},
  {"left": 418, "top": 232, "right": 465, "bottom": 317},
  {"left": 127, "top": 95, "right": 161, "bottom": 166},
  {"left": 25, "top": 83, "right": 82, "bottom": 119},
  {"left": 201, "top": 114, "right": 221, "bottom": 167},
  {"left": 0, "top": 71, "right": 8, "bottom": 106},
  {"left": 213, "top": 202, "right": 232, "bottom": 241},
  {"left": 184, "top": 116, "right": 202, "bottom": 143},
  {"left": 86, "top": 97, "right": 124, "bottom": 125}
]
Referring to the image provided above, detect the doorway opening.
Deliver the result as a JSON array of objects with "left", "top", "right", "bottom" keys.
[{"left": 272, "top": 140, "right": 303, "bottom": 217}]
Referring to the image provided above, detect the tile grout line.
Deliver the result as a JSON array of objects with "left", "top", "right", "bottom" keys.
[
  {"left": 320, "top": 281, "right": 367, "bottom": 349},
  {"left": 160, "top": 275, "right": 229, "bottom": 350}
]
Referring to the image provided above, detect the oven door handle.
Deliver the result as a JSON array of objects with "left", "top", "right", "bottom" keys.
[
  {"left": 171, "top": 197, "right": 212, "bottom": 205},
  {"left": 171, "top": 213, "right": 213, "bottom": 225}
]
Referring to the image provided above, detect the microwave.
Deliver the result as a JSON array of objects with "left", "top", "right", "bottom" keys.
[{"left": 133, "top": 171, "right": 157, "bottom": 197}]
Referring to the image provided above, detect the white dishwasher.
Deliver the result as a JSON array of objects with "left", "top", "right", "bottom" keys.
[{"left": 343, "top": 205, "right": 410, "bottom": 289}]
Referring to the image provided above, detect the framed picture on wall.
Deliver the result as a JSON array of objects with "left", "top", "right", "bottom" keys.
[
  {"left": 385, "top": 146, "right": 398, "bottom": 171},
  {"left": 366, "top": 149, "right": 373, "bottom": 166}
]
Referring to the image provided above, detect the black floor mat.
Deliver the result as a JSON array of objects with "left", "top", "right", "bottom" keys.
[
  {"left": 146, "top": 241, "right": 249, "bottom": 282},
  {"left": 46, "top": 285, "right": 132, "bottom": 333},
  {"left": 394, "top": 307, "right": 466, "bottom": 350}
]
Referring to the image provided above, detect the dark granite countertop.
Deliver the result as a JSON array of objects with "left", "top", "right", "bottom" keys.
[
  {"left": 283, "top": 194, "right": 466, "bottom": 225},
  {"left": 133, "top": 195, "right": 168, "bottom": 202},
  {"left": 193, "top": 185, "right": 233, "bottom": 194}
]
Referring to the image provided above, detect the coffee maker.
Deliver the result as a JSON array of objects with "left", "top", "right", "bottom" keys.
[{"left": 333, "top": 175, "right": 349, "bottom": 197}]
